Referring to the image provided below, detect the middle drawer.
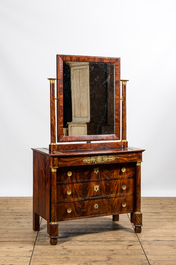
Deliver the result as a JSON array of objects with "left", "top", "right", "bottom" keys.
[{"left": 57, "top": 177, "right": 134, "bottom": 202}]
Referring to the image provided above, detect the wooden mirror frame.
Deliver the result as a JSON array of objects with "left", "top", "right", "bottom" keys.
[{"left": 57, "top": 55, "right": 120, "bottom": 143}]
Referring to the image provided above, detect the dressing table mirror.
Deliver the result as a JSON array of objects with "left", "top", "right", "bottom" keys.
[{"left": 32, "top": 55, "right": 144, "bottom": 245}]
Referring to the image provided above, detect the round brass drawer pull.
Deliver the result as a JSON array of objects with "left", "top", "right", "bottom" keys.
[
  {"left": 122, "top": 184, "right": 127, "bottom": 190},
  {"left": 94, "top": 203, "right": 99, "bottom": 210},
  {"left": 67, "top": 171, "right": 72, "bottom": 177},
  {"left": 67, "top": 190, "right": 72, "bottom": 195},
  {"left": 122, "top": 202, "right": 126, "bottom": 207},
  {"left": 67, "top": 208, "right": 72, "bottom": 213},
  {"left": 121, "top": 167, "right": 126, "bottom": 173}
]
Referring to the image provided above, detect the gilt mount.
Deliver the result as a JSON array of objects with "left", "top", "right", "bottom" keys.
[{"left": 83, "top": 155, "right": 116, "bottom": 164}]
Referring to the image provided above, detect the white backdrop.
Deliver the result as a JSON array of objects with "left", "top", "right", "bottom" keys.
[{"left": 0, "top": 0, "right": 176, "bottom": 196}]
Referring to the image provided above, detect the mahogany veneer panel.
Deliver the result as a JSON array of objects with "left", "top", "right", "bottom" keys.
[
  {"left": 57, "top": 153, "right": 142, "bottom": 167},
  {"left": 57, "top": 196, "right": 134, "bottom": 221},
  {"left": 57, "top": 163, "right": 135, "bottom": 183},
  {"left": 33, "top": 151, "right": 50, "bottom": 222},
  {"left": 57, "top": 178, "right": 134, "bottom": 202}
]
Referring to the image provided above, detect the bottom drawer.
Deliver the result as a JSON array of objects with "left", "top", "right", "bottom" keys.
[{"left": 57, "top": 196, "right": 133, "bottom": 221}]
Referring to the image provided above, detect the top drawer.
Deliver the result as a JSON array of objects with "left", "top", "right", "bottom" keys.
[
  {"left": 57, "top": 163, "right": 136, "bottom": 184},
  {"left": 56, "top": 152, "right": 143, "bottom": 167}
]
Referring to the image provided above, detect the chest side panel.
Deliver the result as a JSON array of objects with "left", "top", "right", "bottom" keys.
[{"left": 33, "top": 151, "right": 50, "bottom": 221}]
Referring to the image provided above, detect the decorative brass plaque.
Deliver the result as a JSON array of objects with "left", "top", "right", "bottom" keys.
[
  {"left": 50, "top": 222, "right": 58, "bottom": 225},
  {"left": 67, "top": 208, "right": 72, "bottom": 213},
  {"left": 136, "top": 162, "right": 141, "bottom": 166},
  {"left": 51, "top": 167, "right": 57, "bottom": 173},
  {"left": 121, "top": 167, "right": 126, "bottom": 173},
  {"left": 122, "top": 184, "right": 127, "bottom": 190},
  {"left": 83, "top": 155, "right": 116, "bottom": 164},
  {"left": 67, "top": 190, "right": 72, "bottom": 195},
  {"left": 94, "top": 203, "right": 99, "bottom": 210},
  {"left": 94, "top": 185, "right": 99, "bottom": 192},
  {"left": 94, "top": 167, "right": 99, "bottom": 174},
  {"left": 122, "top": 202, "right": 126, "bottom": 208},
  {"left": 67, "top": 171, "right": 72, "bottom": 177}
]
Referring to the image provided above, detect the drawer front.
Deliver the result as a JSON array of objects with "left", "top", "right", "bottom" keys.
[
  {"left": 57, "top": 196, "right": 133, "bottom": 220},
  {"left": 57, "top": 178, "right": 134, "bottom": 202},
  {"left": 57, "top": 166, "right": 91, "bottom": 183},
  {"left": 101, "top": 163, "right": 135, "bottom": 179},
  {"left": 57, "top": 152, "right": 142, "bottom": 167},
  {"left": 57, "top": 163, "right": 135, "bottom": 184}
]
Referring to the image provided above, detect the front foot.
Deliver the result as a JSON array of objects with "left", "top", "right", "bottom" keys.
[
  {"left": 131, "top": 212, "right": 142, "bottom": 233},
  {"left": 134, "top": 226, "right": 142, "bottom": 233},
  {"left": 50, "top": 238, "right": 58, "bottom": 245},
  {"left": 49, "top": 222, "right": 58, "bottom": 245}
]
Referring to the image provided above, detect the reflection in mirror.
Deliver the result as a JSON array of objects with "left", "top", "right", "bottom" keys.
[{"left": 63, "top": 61, "right": 115, "bottom": 136}]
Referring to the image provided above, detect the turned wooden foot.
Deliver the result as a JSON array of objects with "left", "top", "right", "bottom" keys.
[
  {"left": 49, "top": 222, "right": 58, "bottom": 245},
  {"left": 33, "top": 212, "right": 40, "bottom": 231},
  {"left": 131, "top": 212, "right": 142, "bottom": 233},
  {"left": 50, "top": 238, "right": 58, "bottom": 245},
  {"left": 112, "top": 214, "right": 119, "bottom": 221},
  {"left": 135, "top": 226, "right": 142, "bottom": 233}
]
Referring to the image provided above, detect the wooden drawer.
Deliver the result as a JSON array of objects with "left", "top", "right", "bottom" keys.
[
  {"left": 57, "top": 166, "right": 91, "bottom": 184},
  {"left": 57, "top": 163, "right": 135, "bottom": 184},
  {"left": 57, "top": 195, "right": 133, "bottom": 221},
  {"left": 101, "top": 163, "right": 135, "bottom": 179},
  {"left": 57, "top": 177, "right": 134, "bottom": 202},
  {"left": 56, "top": 152, "right": 143, "bottom": 167}
]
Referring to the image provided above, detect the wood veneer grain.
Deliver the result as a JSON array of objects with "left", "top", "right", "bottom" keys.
[{"left": 57, "top": 195, "right": 134, "bottom": 221}]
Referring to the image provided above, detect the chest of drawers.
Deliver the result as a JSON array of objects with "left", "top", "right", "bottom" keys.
[
  {"left": 32, "top": 147, "right": 144, "bottom": 245},
  {"left": 33, "top": 54, "right": 145, "bottom": 245}
]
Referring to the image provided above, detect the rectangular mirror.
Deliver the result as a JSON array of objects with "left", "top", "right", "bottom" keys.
[
  {"left": 57, "top": 55, "right": 120, "bottom": 142},
  {"left": 63, "top": 61, "right": 115, "bottom": 136}
]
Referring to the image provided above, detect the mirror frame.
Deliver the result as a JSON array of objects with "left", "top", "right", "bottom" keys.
[{"left": 57, "top": 54, "right": 120, "bottom": 142}]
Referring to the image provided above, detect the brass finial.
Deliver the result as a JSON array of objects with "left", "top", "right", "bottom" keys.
[
  {"left": 121, "top": 80, "right": 129, "bottom": 85},
  {"left": 48, "top": 78, "right": 56, "bottom": 84},
  {"left": 136, "top": 162, "right": 141, "bottom": 166}
]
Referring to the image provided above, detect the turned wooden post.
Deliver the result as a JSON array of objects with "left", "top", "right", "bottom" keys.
[
  {"left": 48, "top": 78, "right": 56, "bottom": 145},
  {"left": 135, "top": 162, "right": 141, "bottom": 212},
  {"left": 121, "top": 80, "right": 129, "bottom": 148},
  {"left": 49, "top": 166, "right": 58, "bottom": 245},
  {"left": 131, "top": 161, "right": 142, "bottom": 233}
]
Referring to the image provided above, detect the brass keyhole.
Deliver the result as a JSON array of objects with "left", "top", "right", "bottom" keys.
[
  {"left": 94, "top": 185, "right": 99, "bottom": 192},
  {"left": 94, "top": 167, "right": 99, "bottom": 174}
]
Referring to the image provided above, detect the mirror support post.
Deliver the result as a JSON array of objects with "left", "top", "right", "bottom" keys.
[
  {"left": 48, "top": 78, "right": 57, "bottom": 146},
  {"left": 121, "top": 80, "right": 129, "bottom": 147}
]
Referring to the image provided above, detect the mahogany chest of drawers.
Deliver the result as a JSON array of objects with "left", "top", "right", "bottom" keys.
[
  {"left": 33, "top": 54, "right": 145, "bottom": 245},
  {"left": 32, "top": 147, "right": 144, "bottom": 245}
]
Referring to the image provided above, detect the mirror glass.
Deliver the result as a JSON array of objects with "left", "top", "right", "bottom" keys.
[{"left": 63, "top": 61, "right": 115, "bottom": 136}]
